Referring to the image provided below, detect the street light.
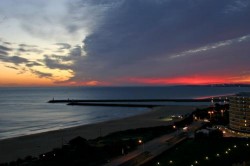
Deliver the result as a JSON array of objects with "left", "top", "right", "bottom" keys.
[
  {"left": 207, "top": 111, "right": 212, "bottom": 119},
  {"left": 221, "top": 109, "right": 224, "bottom": 117},
  {"left": 138, "top": 139, "right": 144, "bottom": 152}
]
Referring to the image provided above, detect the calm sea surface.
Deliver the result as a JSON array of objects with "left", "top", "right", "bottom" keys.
[{"left": 0, "top": 86, "right": 249, "bottom": 140}]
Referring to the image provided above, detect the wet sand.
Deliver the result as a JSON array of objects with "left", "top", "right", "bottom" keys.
[{"left": 0, "top": 105, "right": 197, "bottom": 163}]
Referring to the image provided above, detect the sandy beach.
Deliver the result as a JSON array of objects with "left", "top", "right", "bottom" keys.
[{"left": 0, "top": 105, "right": 197, "bottom": 163}]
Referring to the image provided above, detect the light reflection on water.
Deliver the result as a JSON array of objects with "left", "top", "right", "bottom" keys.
[{"left": 0, "top": 86, "right": 249, "bottom": 140}]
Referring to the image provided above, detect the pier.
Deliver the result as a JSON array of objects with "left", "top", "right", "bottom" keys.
[
  {"left": 48, "top": 98, "right": 225, "bottom": 103},
  {"left": 48, "top": 97, "right": 229, "bottom": 108},
  {"left": 67, "top": 102, "right": 161, "bottom": 108}
]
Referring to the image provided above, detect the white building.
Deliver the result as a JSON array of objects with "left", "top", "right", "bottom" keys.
[{"left": 229, "top": 92, "right": 250, "bottom": 133}]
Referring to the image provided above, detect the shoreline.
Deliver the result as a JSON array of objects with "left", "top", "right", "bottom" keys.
[
  {"left": 0, "top": 105, "right": 198, "bottom": 163},
  {"left": 0, "top": 108, "right": 152, "bottom": 141}
]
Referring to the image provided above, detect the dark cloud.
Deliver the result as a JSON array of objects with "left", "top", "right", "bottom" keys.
[
  {"left": 0, "top": 41, "right": 44, "bottom": 69},
  {"left": 0, "top": 44, "right": 12, "bottom": 56},
  {"left": 5, "top": 65, "right": 18, "bottom": 70},
  {"left": 30, "top": 69, "right": 52, "bottom": 78},
  {"left": 0, "top": 54, "right": 9, "bottom": 61},
  {"left": 0, "top": 49, "right": 8, "bottom": 56},
  {"left": 66, "top": 0, "right": 250, "bottom": 84},
  {"left": 69, "top": 46, "right": 83, "bottom": 57},
  {"left": 50, "top": 54, "right": 67, "bottom": 60},
  {"left": 18, "top": 48, "right": 27, "bottom": 52},
  {"left": 26, "top": 61, "right": 42, "bottom": 67},
  {"left": 39, "top": 45, "right": 84, "bottom": 79},
  {"left": 3, "top": 42, "right": 11, "bottom": 45},
  {"left": 0, "top": 53, "right": 29, "bottom": 65},
  {"left": 18, "top": 44, "right": 38, "bottom": 48},
  {"left": 43, "top": 55, "right": 71, "bottom": 70},
  {"left": 17, "top": 47, "right": 43, "bottom": 54},
  {"left": 0, "top": 45, "right": 12, "bottom": 52},
  {"left": 17, "top": 44, "right": 43, "bottom": 54},
  {"left": 7, "top": 56, "right": 29, "bottom": 65},
  {"left": 50, "top": 54, "right": 72, "bottom": 62},
  {"left": 55, "top": 43, "right": 71, "bottom": 50},
  {"left": 64, "top": 0, "right": 119, "bottom": 39}
]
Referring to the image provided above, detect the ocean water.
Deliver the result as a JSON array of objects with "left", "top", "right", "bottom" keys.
[{"left": 0, "top": 86, "right": 249, "bottom": 140}]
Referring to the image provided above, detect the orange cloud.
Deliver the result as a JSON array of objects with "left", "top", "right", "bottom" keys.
[
  {"left": 0, "top": 67, "right": 54, "bottom": 87},
  {"left": 62, "top": 80, "right": 111, "bottom": 86}
]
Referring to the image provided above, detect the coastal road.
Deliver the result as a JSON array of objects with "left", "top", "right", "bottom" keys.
[
  {"left": 104, "top": 133, "right": 179, "bottom": 166},
  {"left": 104, "top": 121, "right": 203, "bottom": 166}
]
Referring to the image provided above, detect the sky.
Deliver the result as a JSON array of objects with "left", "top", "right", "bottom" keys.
[{"left": 0, "top": 0, "right": 250, "bottom": 86}]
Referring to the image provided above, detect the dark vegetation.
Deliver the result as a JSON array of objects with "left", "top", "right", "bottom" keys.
[
  {"left": 194, "top": 128, "right": 223, "bottom": 139},
  {"left": 143, "top": 137, "right": 250, "bottom": 166},
  {"left": 193, "top": 103, "right": 229, "bottom": 125},
  {"left": 193, "top": 103, "right": 228, "bottom": 139}
]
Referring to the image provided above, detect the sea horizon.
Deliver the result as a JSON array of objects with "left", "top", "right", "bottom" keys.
[{"left": 0, "top": 86, "right": 249, "bottom": 140}]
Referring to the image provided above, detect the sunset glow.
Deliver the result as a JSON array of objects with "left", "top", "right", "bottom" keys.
[
  {"left": 121, "top": 75, "right": 239, "bottom": 86},
  {"left": 0, "top": 0, "right": 250, "bottom": 86},
  {"left": 0, "top": 68, "right": 53, "bottom": 87}
]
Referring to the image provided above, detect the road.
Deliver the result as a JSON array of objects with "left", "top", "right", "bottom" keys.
[{"left": 104, "top": 121, "right": 203, "bottom": 166}]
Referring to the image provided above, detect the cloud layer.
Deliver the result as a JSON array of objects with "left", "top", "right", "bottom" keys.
[
  {"left": 65, "top": 0, "right": 250, "bottom": 85},
  {"left": 1, "top": 0, "right": 250, "bottom": 85}
]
